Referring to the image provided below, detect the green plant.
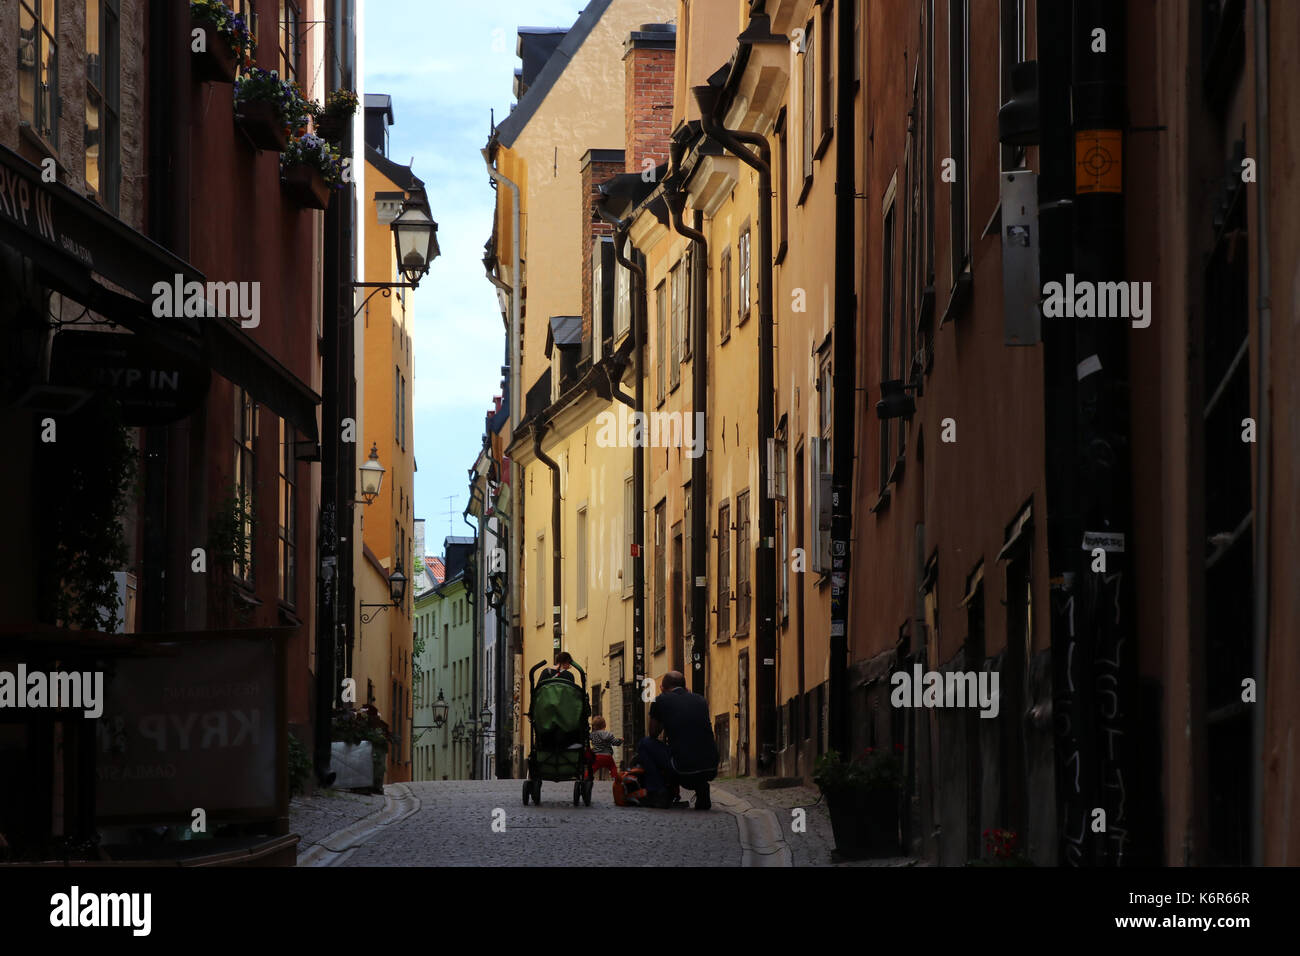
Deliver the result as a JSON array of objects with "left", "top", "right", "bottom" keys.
[
  {"left": 38, "top": 401, "right": 135, "bottom": 631},
  {"left": 319, "top": 88, "right": 359, "bottom": 119},
  {"left": 288, "top": 731, "right": 312, "bottom": 797},
  {"left": 208, "top": 485, "right": 253, "bottom": 575},
  {"left": 814, "top": 746, "right": 904, "bottom": 795},
  {"left": 190, "top": 0, "right": 256, "bottom": 68}
]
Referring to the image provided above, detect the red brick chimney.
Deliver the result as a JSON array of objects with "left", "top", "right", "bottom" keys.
[{"left": 623, "top": 23, "right": 677, "bottom": 177}]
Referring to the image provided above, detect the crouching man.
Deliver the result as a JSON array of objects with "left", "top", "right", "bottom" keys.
[{"left": 635, "top": 671, "right": 718, "bottom": 810}]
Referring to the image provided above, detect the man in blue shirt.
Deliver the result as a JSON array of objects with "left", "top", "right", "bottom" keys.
[{"left": 635, "top": 671, "right": 719, "bottom": 810}]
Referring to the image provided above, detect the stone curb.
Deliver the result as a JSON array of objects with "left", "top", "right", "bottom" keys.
[
  {"left": 296, "top": 783, "right": 420, "bottom": 867},
  {"left": 711, "top": 786, "right": 794, "bottom": 867}
]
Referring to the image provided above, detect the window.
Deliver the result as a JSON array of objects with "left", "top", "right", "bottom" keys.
[
  {"left": 576, "top": 506, "right": 588, "bottom": 618},
  {"left": 801, "top": 18, "right": 815, "bottom": 182},
  {"left": 234, "top": 0, "right": 260, "bottom": 47},
  {"left": 655, "top": 280, "right": 667, "bottom": 404},
  {"left": 535, "top": 533, "right": 546, "bottom": 627},
  {"left": 86, "top": 0, "right": 121, "bottom": 212},
  {"left": 614, "top": 240, "right": 632, "bottom": 340},
  {"left": 278, "top": 419, "right": 296, "bottom": 605},
  {"left": 854, "top": 0, "right": 862, "bottom": 83},
  {"left": 820, "top": 1, "right": 834, "bottom": 141},
  {"left": 18, "top": 0, "right": 58, "bottom": 145},
  {"left": 737, "top": 225, "right": 751, "bottom": 324},
  {"left": 671, "top": 521, "right": 683, "bottom": 665},
  {"left": 653, "top": 502, "right": 666, "bottom": 652},
  {"left": 669, "top": 260, "right": 683, "bottom": 390},
  {"left": 278, "top": 1, "right": 299, "bottom": 82},
  {"left": 881, "top": 189, "right": 897, "bottom": 490},
  {"left": 735, "top": 491, "right": 751, "bottom": 634},
  {"left": 443, "top": 623, "right": 449, "bottom": 666},
  {"left": 949, "top": 0, "right": 971, "bottom": 281},
  {"left": 717, "top": 502, "right": 731, "bottom": 641},
  {"left": 233, "top": 388, "right": 258, "bottom": 582},
  {"left": 719, "top": 247, "right": 732, "bottom": 342},
  {"left": 400, "top": 374, "right": 406, "bottom": 451},
  {"left": 623, "top": 475, "right": 635, "bottom": 598}
]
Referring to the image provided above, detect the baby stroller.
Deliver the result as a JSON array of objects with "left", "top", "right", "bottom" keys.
[{"left": 522, "top": 659, "right": 595, "bottom": 807}]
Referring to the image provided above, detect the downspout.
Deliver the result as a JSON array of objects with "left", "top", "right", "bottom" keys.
[
  {"left": 481, "top": 147, "right": 522, "bottom": 428},
  {"left": 696, "top": 75, "right": 777, "bottom": 771},
  {"left": 595, "top": 206, "right": 648, "bottom": 740},
  {"left": 533, "top": 424, "right": 563, "bottom": 658},
  {"left": 666, "top": 179, "right": 709, "bottom": 696},
  {"left": 828, "top": 0, "right": 856, "bottom": 755},
  {"left": 463, "top": 507, "right": 479, "bottom": 779},
  {"left": 1250, "top": 0, "right": 1270, "bottom": 867}
]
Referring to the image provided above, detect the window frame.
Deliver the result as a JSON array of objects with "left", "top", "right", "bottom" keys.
[
  {"left": 949, "top": 0, "right": 972, "bottom": 283},
  {"left": 669, "top": 259, "right": 683, "bottom": 391},
  {"left": 233, "top": 387, "right": 258, "bottom": 583},
  {"left": 655, "top": 279, "right": 668, "bottom": 405},
  {"left": 801, "top": 16, "right": 816, "bottom": 188},
  {"left": 653, "top": 501, "right": 666, "bottom": 653},
  {"left": 278, "top": 418, "right": 297, "bottom": 606},
  {"left": 737, "top": 224, "right": 752, "bottom": 326},
  {"left": 279, "top": 0, "right": 300, "bottom": 83},
  {"left": 18, "top": 0, "right": 59, "bottom": 147},
  {"left": 716, "top": 502, "right": 731, "bottom": 642},
  {"left": 735, "top": 490, "right": 751, "bottom": 635},
  {"left": 575, "top": 505, "right": 588, "bottom": 619},
  {"left": 85, "top": 0, "right": 121, "bottom": 212}
]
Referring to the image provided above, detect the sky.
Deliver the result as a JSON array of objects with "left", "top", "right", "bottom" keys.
[{"left": 360, "top": 0, "right": 591, "bottom": 556}]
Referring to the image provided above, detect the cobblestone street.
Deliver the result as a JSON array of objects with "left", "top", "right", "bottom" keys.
[{"left": 294, "top": 780, "right": 741, "bottom": 866}]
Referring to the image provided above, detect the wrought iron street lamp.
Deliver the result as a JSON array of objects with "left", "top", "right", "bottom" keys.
[
  {"left": 358, "top": 442, "right": 385, "bottom": 504},
  {"left": 361, "top": 559, "right": 407, "bottom": 623},
  {"left": 350, "top": 198, "right": 441, "bottom": 317}
]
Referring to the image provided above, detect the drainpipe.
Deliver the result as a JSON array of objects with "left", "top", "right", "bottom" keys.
[
  {"left": 482, "top": 145, "right": 524, "bottom": 741},
  {"left": 695, "top": 77, "right": 777, "bottom": 771},
  {"left": 1250, "top": 0, "right": 1271, "bottom": 867},
  {"left": 828, "top": 0, "right": 856, "bottom": 755},
  {"left": 463, "top": 507, "right": 480, "bottom": 779},
  {"left": 533, "top": 424, "right": 563, "bottom": 658},
  {"left": 595, "top": 207, "right": 648, "bottom": 741},
  {"left": 665, "top": 181, "right": 709, "bottom": 696}
]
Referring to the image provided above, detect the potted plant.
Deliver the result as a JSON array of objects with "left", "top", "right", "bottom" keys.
[
  {"left": 813, "top": 746, "right": 903, "bottom": 860},
  {"left": 331, "top": 705, "right": 391, "bottom": 793},
  {"left": 233, "top": 68, "right": 310, "bottom": 152},
  {"left": 313, "top": 89, "right": 359, "bottom": 144},
  {"left": 190, "top": 0, "right": 255, "bottom": 84},
  {"left": 280, "top": 133, "right": 346, "bottom": 210}
]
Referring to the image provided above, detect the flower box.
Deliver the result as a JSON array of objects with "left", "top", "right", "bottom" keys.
[
  {"left": 282, "top": 162, "right": 332, "bottom": 210},
  {"left": 314, "top": 113, "right": 347, "bottom": 144},
  {"left": 235, "top": 98, "right": 289, "bottom": 152},
  {"left": 190, "top": 18, "right": 238, "bottom": 84}
]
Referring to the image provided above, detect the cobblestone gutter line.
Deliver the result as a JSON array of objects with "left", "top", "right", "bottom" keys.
[
  {"left": 711, "top": 786, "right": 794, "bottom": 867},
  {"left": 295, "top": 784, "right": 420, "bottom": 867}
]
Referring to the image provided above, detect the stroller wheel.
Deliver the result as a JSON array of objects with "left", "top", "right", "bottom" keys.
[
  {"left": 522, "top": 780, "right": 531, "bottom": 805},
  {"left": 583, "top": 779, "right": 593, "bottom": 807},
  {"left": 532, "top": 779, "right": 542, "bottom": 804},
  {"left": 573, "top": 781, "right": 582, "bottom": 806}
]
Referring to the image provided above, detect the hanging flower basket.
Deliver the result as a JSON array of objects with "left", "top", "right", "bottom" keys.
[
  {"left": 282, "top": 163, "right": 331, "bottom": 210},
  {"left": 281, "top": 133, "right": 346, "bottom": 210},
  {"left": 312, "top": 89, "right": 359, "bottom": 144},
  {"left": 235, "top": 98, "right": 290, "bottom": 152},
  {"left": 234, "top": 68, "right": 310, "bottom": 152},
  {"left": 190, "top": 19, "right": 237, "bottom": 84},
  {"left": 190, "top": 0, "right": 255, "bottom": 83}
]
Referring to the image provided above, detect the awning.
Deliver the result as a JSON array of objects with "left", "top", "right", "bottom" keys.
[{"left": 0, "top": 145, "right": 319, "bottom": 441}]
